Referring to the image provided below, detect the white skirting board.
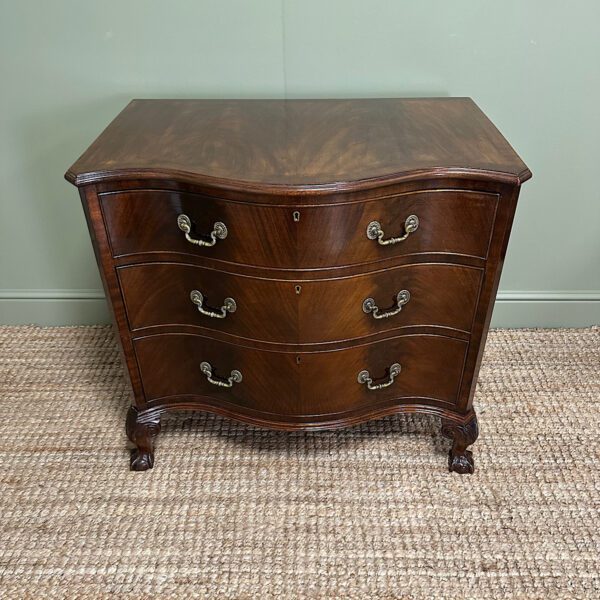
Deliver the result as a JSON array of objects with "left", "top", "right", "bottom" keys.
[{"left": 0, "top": 289, "right": 599, "bottom": 328}]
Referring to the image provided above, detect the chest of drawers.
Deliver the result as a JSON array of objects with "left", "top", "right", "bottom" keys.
[{"left": 66, "top": 98, "right": 531, "bottom": 473}]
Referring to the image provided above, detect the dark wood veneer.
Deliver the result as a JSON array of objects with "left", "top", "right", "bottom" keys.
[
  {"left": 101, "top": 188, "right": 498, "bottom": 266},
  {"left": 118, "top": 261, "right": 482, "bottom": 342},
  {"left": 66, "top": 98, "right": 530, "bottom": 473},
  {"left": 134, "top": 332, "right": 468, "bottom": 417},
  {"left": 66, "top": 98, "right": 531, "bottom": 189}
]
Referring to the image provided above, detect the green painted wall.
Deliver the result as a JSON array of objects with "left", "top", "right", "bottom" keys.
[{"left": 1, "top": 0, "right": 599, "bottom": 326}]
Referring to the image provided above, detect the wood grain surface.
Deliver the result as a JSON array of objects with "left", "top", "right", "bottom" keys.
[
  {"left": 119, "top": 261, "right": 481, "bottom": 342},
  {"left": 100, "top": 188, "right": 498, "bottom": 266},
  {"left": 66, "top": 98, "right": 531, "bottom": 190},
  {"left": 134, "top": 332, "right": 468, "bottom": 421}
]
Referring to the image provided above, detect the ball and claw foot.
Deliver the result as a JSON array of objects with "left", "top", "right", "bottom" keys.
[
  {"left": 441, "top": 414, "right": 479, "bottom": 474},
  {"left": 126, "top": 406, "right": 161, "bottom": 471},
  {"left": 448, "top": 449, "right": 475, "bottom": 474},
  {"left": 130, "top": 448, "right": 154, "bottom": 471}
]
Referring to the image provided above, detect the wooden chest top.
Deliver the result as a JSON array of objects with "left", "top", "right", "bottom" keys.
[{"left": 66, "top": 98, "right": 531, "bottom": 191}]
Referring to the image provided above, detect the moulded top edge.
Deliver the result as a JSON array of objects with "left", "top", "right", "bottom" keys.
[{"left": 65, "top": 165, "right": 531, "bottom": 193}]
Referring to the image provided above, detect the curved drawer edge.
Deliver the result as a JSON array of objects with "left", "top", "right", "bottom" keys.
[
  {"left": 113, "top": 250, "right": 489, "bottom": 272},
  {"left": 141, "top": 395, "right": 467, "bottom": 431},
  {"left": 114, "top": 252, "right": 487, "bottom": 276},
  {"left": 131, "top": 328, "right": 470, "bottom": 352},
  {"left": 129, "top": 323, "right": 472, "bottom": 347}
]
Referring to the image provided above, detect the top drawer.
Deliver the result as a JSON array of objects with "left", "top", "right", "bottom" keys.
[{"left": 100, "top": 189, "right": 498, "bottom": 269}]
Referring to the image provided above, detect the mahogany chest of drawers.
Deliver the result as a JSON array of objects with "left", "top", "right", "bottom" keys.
[{"left": 66, "top": 98, "right": 531, "bottom": 473}]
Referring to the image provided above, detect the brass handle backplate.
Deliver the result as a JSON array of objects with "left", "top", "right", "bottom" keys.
[
  {"left": 190, "top": 290, "right": 236, "bottom": 319},
  {"left": 363, "top": 290, "right": 410, "bottom": 320},
  {"left": 366, "top": 215, "right": 419, "bottom": 246},
  {"left": 177, "top": 214, "right": 227, "bottom": 247},
  {"left": 357, "top": 363, "right": 401, "bottom": 391},
  {"left": 200, "top": 361, "right": 242, "bottom": 388}
]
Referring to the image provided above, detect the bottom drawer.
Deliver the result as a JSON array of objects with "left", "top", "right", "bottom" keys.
[{"left": 134, "top": 333, "right": 467, "bottom": 422}]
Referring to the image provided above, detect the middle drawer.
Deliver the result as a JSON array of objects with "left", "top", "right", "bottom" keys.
[{"left": 118, "top": 262, "right": 482, "bottom": 342}]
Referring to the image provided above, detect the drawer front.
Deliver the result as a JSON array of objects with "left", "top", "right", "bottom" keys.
[
  {"left": 101, "top": 189, "right": 497, "bottom": 268},
  {"left": 119, "top": 262, "right": 482, "bottom": 341},
  {"left": 134, "top": 333, "right": 468, "bottom": 418}
]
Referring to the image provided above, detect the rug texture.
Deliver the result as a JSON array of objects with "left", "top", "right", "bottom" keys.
[{"left": 0, "top": 326, "right": 598, "bottom": 599}]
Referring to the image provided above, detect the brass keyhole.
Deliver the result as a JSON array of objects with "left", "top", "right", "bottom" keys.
[
  {"left": 293, "top": 211, "right": 300, "bottom": 222},
  {"left": 295, "top": 285, "right": 301, "bottom": 294}
]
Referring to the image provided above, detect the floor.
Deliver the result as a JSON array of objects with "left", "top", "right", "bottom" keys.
[{"left": 0, "top": 326, "right": 599, "bottom": 599}]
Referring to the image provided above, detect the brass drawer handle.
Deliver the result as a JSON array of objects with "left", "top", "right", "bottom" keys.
[
  {"left": 177, "top": 214, "right": 227, "bottom": 247},
  {"left": 357, "top": 363, "right": 401, "bottom": 391},
  {"left": 190, "top": 290, "right": 236, "bottom": 319},
  {"left": 366, "top": 215, "right": 419, "bottom": 246},
  {"left": 363, "top": 290, "right": 410, "bottom": 320},
  {"left": 200, "top": 361, "right": 242, "bottom": 388}
]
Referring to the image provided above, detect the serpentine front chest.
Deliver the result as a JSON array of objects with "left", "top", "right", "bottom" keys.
[{"left": 66, "top": 98, "right": 531, "bottom": 472}]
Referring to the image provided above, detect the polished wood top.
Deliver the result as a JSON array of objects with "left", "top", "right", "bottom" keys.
[{"left": 66, "top": 98, "right": 531, "bottom": 191}]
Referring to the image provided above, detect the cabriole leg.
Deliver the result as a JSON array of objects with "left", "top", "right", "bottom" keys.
[
  {"left": 126, "top": 406, "right": 161, "bottom": 471},
  {"left": 440, "top": 413, "right": 479, "bottom": 474}
]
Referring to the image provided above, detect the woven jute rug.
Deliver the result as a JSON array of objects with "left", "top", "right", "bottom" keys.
[{"left": 0, "top": 326, "right": 598, "bottom": 599}]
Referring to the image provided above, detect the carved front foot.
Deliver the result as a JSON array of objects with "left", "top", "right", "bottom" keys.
[
  {"left": 126, "top": 406, "right": 161, "bottom": 471},
  {"left": 440, "top": 414, "right": 479, "bottom": 474}
]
